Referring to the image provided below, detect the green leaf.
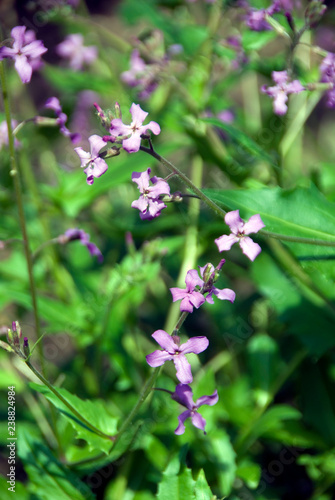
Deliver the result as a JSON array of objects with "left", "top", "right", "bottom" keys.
[
  {"left": 157, "top": 454, "right": 196, "bottom": 500},
  {"left": 0, "top": 476, "right": 29, "bottom": 499},
  {"left": 242, "top": 30, "right": 277, "bottom": 51},
  {"left": 202, "top": 117, "right": 277, "bottom": 167},
  {"left": 194, "top": 469, "right": 216, "bottom": 500},
  {"left": 203, "top": 185, "right": 335, "bottom": 244},
  {"left": 30, "top": 383, "right": 117, "bottom": 454},
  {"left": 17, "top": 428, "right": 95, "bottom": 499},
  {"left": 210, "top": 431, "right": 236, "bottom": 496},
  {"left": 236, "top": 462, "right": 261, "bottom": 489}
]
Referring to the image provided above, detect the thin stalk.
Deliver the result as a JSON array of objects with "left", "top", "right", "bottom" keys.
[
  {"left": 25, "top": 360, "right": 114, "bottom": 441},
  {"left": 0, "top": 61, "right": 45, "bottom": 374}
]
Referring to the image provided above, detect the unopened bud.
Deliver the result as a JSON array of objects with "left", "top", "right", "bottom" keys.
[
  {"left": 0, "top": 340, "right": 14, "bottom": 353},
  {"left": 305, "top": 0, "right": 327, "bottom": 28},
  {"left": 23, "top": 337, "right": 30, "bottom": 358},
  {"left": 93, "top": 102, "right": 111, "bottom": 130},
  {"left": 114, "top": 102, "right": 122, "bottom": 119},
  {"left": 203, "top": 263, "right": 215, "bottom": 284}
]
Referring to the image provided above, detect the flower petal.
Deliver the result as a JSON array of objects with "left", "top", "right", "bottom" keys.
[
  {"left": 132, "top": 169, "right": 151, "bottom": 192},
  {"left": 152, "top": 329, "right": 177, "bottom": 352},
  {"left": 170, "top": 287, "right": 187, "bottom": 302},
  {"left": 239, "top": 236, "right": 262, "bottom": 261},
  {"left": 173, "top": 355, "right": 193, "bottom": 384},
  {"left": 243, "top": 214, "right": 265, "bottom": 235},
  {"left": 180, "top": 336, "right": 209, "bottom": 355},
  {"left": 215, "top": 233, "right": 239, "bottom": 252},
  {"left": 74, "top": 147, "right": 91, "bottom": 168},
  {"left": 146, "top": 349, "right": 173, "bottom": 367},
  {"left": 110, "top": 118, "right": 130, "bottom": 137},
  {"left": 190, "top": 412, "right": 207, "bottom": 433},
  {"left": 142, "top": 120, "right": 161, "bottom": 136},
  {"left": 88, "top": 134, "right": 106, "bottom": 158},
  {"left": 272, "top": 70, "right": 288, "bottom": 85},
  {"left": 14, "top": 54, "right": 32, "bottom": 83},
  {"left": 130, "top": 103, "right": 148, "bottom": 125},
  {"left": 196, "top": 390, "right": 219, "bottom": 407},
  {"left": 122, "top": 134, "right": 142, "bottom": 153},
  {"left": 174, "top": 410, "right": 191, "bottom": 435},
  {"left": 224, "top": 210, "right": 244, "bottom": 234},
  {"left": 185, "top": 269, "right": 203, "bottom": 291},
  {"left": 171, "top": 384, "right": 194, "bottom": 408},
  {"left": 213, "top": 287, "right": 236, "bottom": 303}
]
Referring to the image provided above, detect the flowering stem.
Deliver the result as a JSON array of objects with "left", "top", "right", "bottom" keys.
[
  {"left": 25, "top": 359, "right": 115, "bottom": 441},
  {"left": 0, "top": 61, "right": 45, "bottom": 374}
]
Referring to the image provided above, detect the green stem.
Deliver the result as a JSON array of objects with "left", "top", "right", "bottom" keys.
[
  {"left": 0, "top": 61, "right": 45, "bottom": 374},
  {"left": 261, "top": 230, "right": 335, "bottom": 247},
  {"left": 25, "top": 360, "right": 114, "bottom": 441}
]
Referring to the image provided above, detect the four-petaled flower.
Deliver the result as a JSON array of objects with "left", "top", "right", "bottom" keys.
[
  {"left": 0, "top": 26, "right": 47, "bottom": 83},
  {"left": 56, "top": 34, "right": 97, "bottom": 70},
  {"left": 261, "top": 71, "right": 305, "bottom": 115},
  {"left": 45, "top": 97, "right": 81, "bottom": 143},
  {"left": 171, "top": 384, "right": 219, "bottom": 435},
  {"left": 198, "top": 263, "right": 236, "bottom": 304},
  {"left": 146, "top": 330, "right": 209, "bottom": 384},
  {"left": 74, "top": 135, "right": 108, "bottom": 185},
  {"left": 131, "top": 168, "right": 170, "bottom": 220},
  {"left": 215, "top": 210, "right": 265, "bottom": 261},
  {"left": 59, "top": 228, "right": 103, "bottom": 262},
  {"left": 110, "top": 103, "right": 160, "bottom": 153},
  {"left": 170, "top": 270, "right": 205, "bottom": 313}
]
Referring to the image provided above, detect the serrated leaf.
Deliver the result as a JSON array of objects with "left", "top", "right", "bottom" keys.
[
  {"left": 30, "top": 382, "right": 117, "bottom": 454},
  {"left": 157, "top": 456, "right": 196, "bottom": 500},
  {"left": 17, "top": 428, "right": 95, "bottom": 500}
]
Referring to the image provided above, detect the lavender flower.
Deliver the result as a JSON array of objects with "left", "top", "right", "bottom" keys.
[
  {"left": 60, "top": 228, "right": 103, "bottom": 262},
  {"left": 146, "top": 330, "right": 209, "bottom": 384},
  {"left": 45, "top": 97, "right": 81, "bottom": 143},
  {"left": 109, "top": 103, "right": 160, "bottom": 153},
  {"left": 170, "top": 270, "right": 205, "bottom": 313},
  {"left": 56, "top": 34, "right": 97, "bottom": 70},
  {"left": 171, "top": 384, "right": 219, "bottom": 435},
  {"left": 0, "top": 26, "right": 47, "bottom": 83},
  {"left": 121, "top": 50, "right": 159, "bottom": 99},
  {"left": 131, "top": 168, "right": 170, "bottom": 220},
  {"left": 74, "top": 135, "right": 108, "bottom": 185},
  {"left": 215, "top": 210, "right": 265, "bottom": 261},
  {"left": 320, "top": 52, "right": 335, "bottom": 108},
  {"left": 261, "top": 71, "right": 305, "bottom": 115}
]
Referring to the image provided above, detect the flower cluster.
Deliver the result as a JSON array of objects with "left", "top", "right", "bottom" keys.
[
  {"left": 131, "top": 168, "right": 170, "bottom": 220},
  {"left": 261, "top": 71, "right": 305, "bottom": 115},
  {"left": 0, "top": 26, "right": 47, "bottom": 83}
]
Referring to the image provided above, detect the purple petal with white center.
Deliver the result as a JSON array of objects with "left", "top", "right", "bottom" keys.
[
  {"left": 122, "top": 134, "right": 142, "bottom": 153},
  {"left": 146, "top": 350, "right": 174, "bottom": 367},
  {"left": 173, "top": 356, "right": 193, "bottom": 384},
  {"left": 132, "top": 169, "right": 151, "bottom": 191},
  {"left": 152, "top": 329, "right": 177, "bottom": 352},
  {"left": 14, "top": 55, "right": 32, "bottom": 83},
  {"left": 88, "top": 134, "right": 105, "bottom": 158},
  {"left": 196, "top": 390, "right": 219, "bottom": 407},
  {"left": 224, "top": 210, "right": 244, "bottom": 234},
  {"left": 239, "top": 236, "right": 262, "bottom": 261},
  {"left": 174, "top": 410, "right": 191, "bottom": 435},
  {"left": 243, "top": 214, "right": 265, "bottom": 235},
  {"left": 190, "top": 412, "right": 207, "bottom": 432},
  {"left": 215, "top": 233, "right": 239, "bottom": 252},
  {"left": 185, "top": 269, "right": 203, "bottom": 291},
  {"left": 146, "top": 199, "right": 166, "bottom": 218},
  {"left": 180, "top": 336, "right": 209, "bottom": 355},
  {"left": 213, "top": 287, "right": 236, "bottom": 302},
  {"left": 272, "top": 70, "right": 288, "bottom": 85},
  {"left": 110, "top": 118, "right": 130, "bottom": 137},
  {"left": 130, "top": 103, "right": 148, "bottom": 125}
]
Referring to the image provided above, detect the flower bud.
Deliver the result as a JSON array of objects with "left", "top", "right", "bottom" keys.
[
  {"left": 203, "top": 263, "right": 215, "bottom": 284},
  {"left": 114, "top": 102, "right": 122, "bottom": 119},
  {"left": 23, "top": 337, "right": 30, "bottom": 358},
  {"left": 305, "top": 0, "right": 327, "bottom": 28},
  {"left": 0, "top": 340, "right": 14, "bottom": 353}
]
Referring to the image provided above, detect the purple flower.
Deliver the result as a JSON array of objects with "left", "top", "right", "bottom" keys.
[
  {"left": 246, "top": 9, "right": 271, "bottom": 31},
  {"left": 261, "top": 71, "right": 305, "bottom": 115},
  {"left": 146, "top": 330, "right": 209, "bottom": 384},
  {"left": 0, "top": 120, "right": 20, "bottom": 149},
  {"left": 60, "top": 228, "right": 103, "bottom": 262},
  {"left": 45, "top": 97, "right": 81, "bottom": 143},
  {"left": 215, "top": 210, "right": 265, "bottom": 261},
  {"left": 171, "top": 384, "right": 219, "bottom": 435},
  {"left": 197, "top": 263, "right": 236, "bottom": 304},
  {"left": 74, "top": 135, "right": 108, "bottom": 185},
  {"left": 0, "top": 26, "right": 47, "bottom": 83},
  {"left": 320, "top": 52, "right": 335, "bottom": 108},
  {"left": 170, "top": 270, "right": 205, "bottom": 313},
  {"left": 56, "top": 34, "right": 97, "bottom": 70},
  {"left": 109, "top": 103, "right": 160, "bottom": 153},
  {"left": 121, "top": 50, "right": 159, "bottom": 99},
  {"left": 131, "top": 168, "right": 170, "bottom": 220}
]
